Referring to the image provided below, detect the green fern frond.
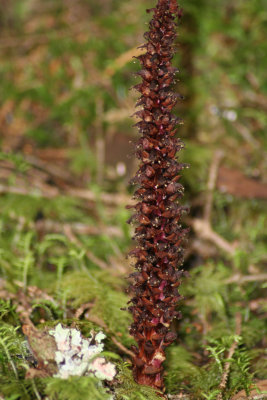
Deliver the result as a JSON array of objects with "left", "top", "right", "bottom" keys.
[
  {"left": 14, "top": 232, "right": 35, "bottom": 291},
  {"left": 61, "top": 271, "right": 133, "bottom": 346},
  {"left": 0, "top": 376, "right": 45, "bottom": 400},
  {"left": 165, "top": 345, "right": 201, "bottom": 393},
  {"left": 181, "top": 263, "right": 230, "bottom": 320},
  {"left": 228, "top": 347, "right": 254, "bottom": 397},
  {"left": 241, "top": 318, "right": 267, "bottom": 348},
  {"left": 0, "top": 299, "right": 17, "bottom": 322},
  {"left": 0, "top": 323, "right": 27, "bottom": 378}
]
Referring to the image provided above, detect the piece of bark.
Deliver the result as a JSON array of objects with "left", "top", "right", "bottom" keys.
[{"left": 22, "top": 324, "right": 58, "bottom": 376}]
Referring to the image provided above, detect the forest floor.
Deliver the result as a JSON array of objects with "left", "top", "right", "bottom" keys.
[{"left": 0, "top": 0, "right": 267, "bottom": 399}]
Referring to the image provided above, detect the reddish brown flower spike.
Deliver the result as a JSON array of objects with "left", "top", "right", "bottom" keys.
[{"left": 127, "top": 0, "right": 189, "bottom": 393}]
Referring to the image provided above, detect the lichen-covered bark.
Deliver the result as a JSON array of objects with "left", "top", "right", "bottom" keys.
[{"left": 127, "top": 0, "right": 189, "bottom": 392}]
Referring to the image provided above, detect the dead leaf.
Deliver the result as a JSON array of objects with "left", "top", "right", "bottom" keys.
[
  {"left": 217, "top": 167, "right": 267, "bottom": 199},
  {"left": 231, "top": 380, "right": 267, "bottom": 399}
]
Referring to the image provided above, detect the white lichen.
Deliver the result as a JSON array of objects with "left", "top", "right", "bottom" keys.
[
  {"left": 89, "top": 357, "right": 117, "bottom": 381},
  {"left": 49, "top": 324, "right": 116, "bottom": 381}
]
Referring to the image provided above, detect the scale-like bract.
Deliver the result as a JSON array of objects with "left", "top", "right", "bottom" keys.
[{"left": 127, "top": 0, "right": 189, "bottom": 392}]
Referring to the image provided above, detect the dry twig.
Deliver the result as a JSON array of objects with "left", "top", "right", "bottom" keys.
[
  {"left": 95, "top": 99, "right": 105, "bottom": 185},
  {"left": 204, "top": 150, "right": 224, "bottom": 223},
  {"left": 0, "top": 181, "right": 239, "bottom": 256},
  {"left": 190, "top": 218, "right": 237, "bottom": 255},
  {"left": 63, "top": 224, "right": 109, "bottom": 270},
  {"left": 0, "top": 22, "right": 97, "bottom": 50},
  {"left": 217, "top": 312, "right": 242, "bottom": 400},
  {"left": 84, "top": 313, "right": 134, "bottom": 358},
  {"left": 35, "top": 219, "right": 122, "bottom": 237},
  {"left": 0, "top": 182, "right": 131, "bottom": 206},
  {"left": 74, "top": 302, "right": 95, "bottom": 320},
  {"left": 225, "top": 273, "right": 267, "bottom": 285}
]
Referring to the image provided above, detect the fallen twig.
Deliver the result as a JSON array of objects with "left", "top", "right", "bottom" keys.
[
  {"left": 204, "top": 150, "right": 224, "bottom": 223},
  {"left": 234, "top": 122, "right": 260, "bottom": 150},
  {"left": 0, "top": 22, "right": 97, "bottom": 50},
  {"left": 0, "top": 182, "right": 132, "bottom": 206},
  {"left": 65, "top": 186, "right": 131, "bottom": 205},
  {"left": 217, "top": 312, "right": 242, "bottom": 400},
  {"left": 63, "top": 224, "right": 109, "bottom": 270},
  {"left": 95, "top": 99, "right": 105, "bottom": 185},
  {"left": 190, "top": 218, "right": 237, "bottom": 255},
  {"left": 104, "top": 45, "right": 145, "bottom": 77},
  {"left": 225, "top": 273, "right": 267, "bottom": 285},
  {"left": 74, "top": 302, "right": 95, "bottom": 320},
  {"left": 84, "top": 313, "right": 134, "bottom": 358},
  {"left": 35, "top": 219, "right": 122, "bottom": 238},
  {"left": 0, "top": 182, "right": 240, "bottom": 257},
  {"left": 24, "top": 154, "right": 73, "bottom": 183}
]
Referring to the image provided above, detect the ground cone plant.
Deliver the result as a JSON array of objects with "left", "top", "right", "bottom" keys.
[{"left": 127, "top": 0, "right": 189, "bottom": 393}]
